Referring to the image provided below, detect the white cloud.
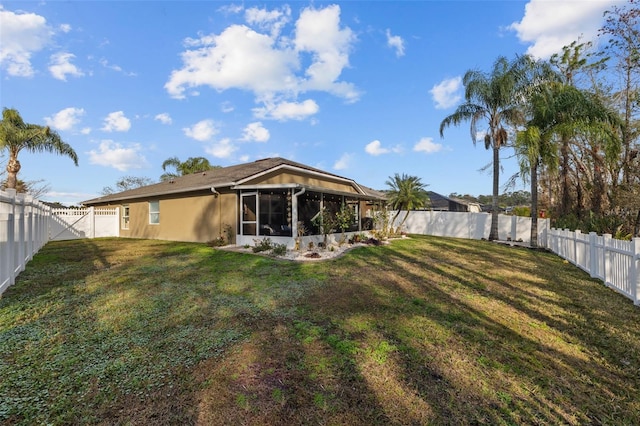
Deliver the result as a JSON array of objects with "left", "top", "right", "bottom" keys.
[
  {"left": 365, "top": 139, "right": 402, "bottom": 156},
  {"left": 80, "top": 127, "right": 91, "bottom": 135},
  {"left": 154, "top": 113, "right": 172, "bottom": 125},
  {"left": 430, "top": 76, "right": 462, "bottom": 109},
  {"left": 99, "top": 58, "right": 136, "bottom": 76},
  {"left": 508, "top": 0, "right": 619, "bottom": 59},
  {"left": 205, "top": 138, "right": 237, "bottom": 158},
  {"left": 221, "top": 102, "right": 235, "bottom": 113},
  {"left": 101, "top": 111, "right": 131, "bottom": 132},
  {"left": 245, "top": 5, "right": 291, "bottom": 37},
  {"left": 88, "top": 140, "right": 148, "bottom": 171},
  {"left": 59, "top": 24, "right": 72, "bottom": 33},
  {"left": 386, "top": 29, "right": 405, "bottom": 57},
  {"left": 49, "top": 52, "right": 84, "bottom": 81},
  {"left": 365, "top": 140, "right": 388, "bottom": 156},
  {"left": 183, "top": 119, "right": 218, "bottom": 141},
  {"left": 295, "top": 5, "right": 359, "bottom": 101},
  {"left": 0, "top": 8, "right": 53, "bottom": 77},
  {"left": 333, "top": 153, "right": 353, "bottom": 170},
  {"left": 413, "top": 137, "right": 443, "bottom": 154},
  {"left": 44, "top": 107, "right": 85, "bottom": 131},
  {"left": 165, "top": 24, "right": 299, "bottom": 99},
  {"left": 253, "top": 99, "right": 319, "bottom": 121},
  {"left": 165, "top": 4, "right": 359, "bottom": 105},
  {"left": 242, "top": 122, "right": 270, "bottom": 142}
]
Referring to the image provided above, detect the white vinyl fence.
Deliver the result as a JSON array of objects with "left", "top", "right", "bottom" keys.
[
  {"left": 548, "top": 229, "right": 639, "bottom": 305},
  {"left": 1, "top": 189, "right": 119, "bottom": 295},
  {"left": 0, "top": 189, "right": 51, "bottom": 295},
  {"left": 391, "top": 210, "right": 550, "bottom": 244},
  {"left": 50, "top": 207, "right": 120, "bottom": 241}
]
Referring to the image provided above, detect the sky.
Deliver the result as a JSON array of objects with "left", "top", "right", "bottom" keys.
[{"left": 0, "top": 0, "right": 626, "bottom": 205}]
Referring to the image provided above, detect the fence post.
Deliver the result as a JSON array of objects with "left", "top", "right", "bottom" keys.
[
  {"left": 5, "top": 189, "right": 17, "bottom": 287},
  {"left": 15, "top": 192, "right": 26, "bottom": 275},
  {"left": 589, "top": 232, "right": 597, "bottom": 278},
  {"left": 603, "top": 234, "right": 612, "bottom": 287},
  {"left": 511, "top": 215, "right": 517, "bottom": 241},
  {"left": 89, "top": 206, "right": 95, "bottom": 239},
  {"left": 632, "top": 238, "right": 639, "bottom": 306},
  {"left": 574, "top": 229, "right": 581, "bottom": 266},
  {"left": 25, "top": 195, "right": 34, "bottom": 262}
]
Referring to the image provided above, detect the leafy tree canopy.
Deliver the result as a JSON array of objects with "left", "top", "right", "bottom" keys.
[{"left": 102, "top": 176, "right": 155, "bottom": 195}]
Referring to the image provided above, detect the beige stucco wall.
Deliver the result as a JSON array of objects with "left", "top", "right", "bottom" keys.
[
  {"left": 245, "top": 170, "right": 359, "bottom": 194},
  {"left": 94, "top": 190, "right": 237, "bottom": 243}
]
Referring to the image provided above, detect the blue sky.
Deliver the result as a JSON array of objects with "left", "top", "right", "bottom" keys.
[{"left": 0, "top": 0, "right": 624, "bottom": 205}]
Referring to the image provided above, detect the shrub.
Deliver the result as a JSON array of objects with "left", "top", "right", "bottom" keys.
[
  {"left": 252, "top": 238, "right": 273, "bottom": 253},
  {"left": 207, "top": 236, "right": 226, "bottom": 247},
  {"left": 271, "top": 243, "right": 287, "bottom": 257}
]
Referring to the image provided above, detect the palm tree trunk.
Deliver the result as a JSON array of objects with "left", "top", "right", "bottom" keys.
[
  {"left": 391, "top": 209, "right": 402, "bottom": 233},
  {"left": 398, "top": 210, "right": 411, "bottom": 234},
  {"left": 530, "top": 162, "right": 539, "bottom": 248},
  {"left": 6, "top": 155, "right": 21, "bottom": 190},
  {"left": 489, "top": 145, "right": 500, "bottom": 241}
]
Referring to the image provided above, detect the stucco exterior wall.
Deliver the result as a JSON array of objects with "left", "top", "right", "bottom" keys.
[
  {"left": 95, "top": 190, "right": 237, "bottom": 243},
  {"left": 244, "top": 170, "right": 359, "bottom": 194}
]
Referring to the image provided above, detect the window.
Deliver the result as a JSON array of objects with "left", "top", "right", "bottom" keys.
[
  {"left": 258, "top": 190, "right": 292, "bottom": 237},
  {"left": 121, "top": 205, "right": 130, "bottom": 229},
  {"left": 241, "top": 193, "right": 257, "bottom": 235},
  {"left": 149, "top": 201, "right": 159, "bottom": 224}
]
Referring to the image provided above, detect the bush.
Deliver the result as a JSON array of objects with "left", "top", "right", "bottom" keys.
[
  {"left": 207, "top": 236, "right": 226, "bottom": 247},
  {"left": 271, "top": 243, "right": 287, "bottom": 257},
  {"left": 252, "top": 238, "right": 273, "bottom": 253}
]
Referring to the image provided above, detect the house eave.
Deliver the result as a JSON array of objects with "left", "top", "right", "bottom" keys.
[{"left": 82, "top": 182, "right": 235, "bottom": 205}]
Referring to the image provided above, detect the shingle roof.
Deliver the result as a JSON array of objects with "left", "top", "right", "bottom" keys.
[{"left": 82, "top": 157, "right": 386, "bottom": 205}]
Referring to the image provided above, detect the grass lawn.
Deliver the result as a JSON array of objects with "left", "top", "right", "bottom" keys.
[{"left": 1, "top": 235, "right": 639, "bottom": 425}]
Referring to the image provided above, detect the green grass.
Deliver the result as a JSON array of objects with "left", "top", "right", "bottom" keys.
[{"left": 1, "top": 235, "right": 639, "bottom": 425}]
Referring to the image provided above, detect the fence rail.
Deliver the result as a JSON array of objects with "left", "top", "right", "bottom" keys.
[
  {"left": 0, "top": 189, "right": 51, "bottom": 295},
  {"left": 548, "top": 228, "right": 639, "bottom": 305},
  {"left": 1, "top": 189, "right": 119, "bottom": 296}
]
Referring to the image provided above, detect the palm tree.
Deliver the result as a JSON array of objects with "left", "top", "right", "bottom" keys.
[
  {"left": 0, "top": 108, "right": 78, "bottom": 191},
  {"left": 439, "top": 56, "right": 528, "bottom": 241},
  {"left": 516, "top": 82, "right": 621, "bottom": 247},
  {"left": 385, "top": 173, "right": 430, "bottom": 233},
  {"left": 161, "top": 156, "right": 217, "bottom": 181}
]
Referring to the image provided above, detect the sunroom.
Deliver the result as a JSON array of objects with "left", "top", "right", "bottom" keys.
[{"left": 235, "top": 185, "right": 380, "bottom": 248}]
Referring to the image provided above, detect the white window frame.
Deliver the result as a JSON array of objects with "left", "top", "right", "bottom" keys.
[
  {"left": 149, "top": 200, "right": 160, "bottom": 225},
  {"left": 121, "top": 204, "right": 130, "bottom": 229}
]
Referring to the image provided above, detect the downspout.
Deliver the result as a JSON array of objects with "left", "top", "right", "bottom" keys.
[{"left": 211, "top": 187, "right": 220, "bottom": 239}]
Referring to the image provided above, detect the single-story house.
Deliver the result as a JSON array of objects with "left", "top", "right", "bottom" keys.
[
  {"left": 82, "top": 157, "right": 387, "bottom": 248},
  {"left": 426, "top": 191, "right": 482, "bottom": 213}
]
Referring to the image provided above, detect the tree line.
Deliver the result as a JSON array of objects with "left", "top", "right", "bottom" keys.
[{"left": 438, "top": 0, "right": 639, "bottom": 244}]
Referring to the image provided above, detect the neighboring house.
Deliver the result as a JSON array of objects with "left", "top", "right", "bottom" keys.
[
  {"left": 426, "top": 191, "right": 482, "bottom": 213},
  {"left": 82, "top": 157, "right": 387, "bottom": 247}
]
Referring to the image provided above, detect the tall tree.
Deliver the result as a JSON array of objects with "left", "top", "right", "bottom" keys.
[
  {"left": 161, "top": 156, "right": 217, "bottom": 181},
  {"left": 439, "top": 56, "right": 528, "bottom": 240},
  {"left": 102, "top": 176, "right": 155, "bottom": 195},
  {"left": 0, "top": 108, "right": 78, "bottom": 191},
  {"left": 516, "top": 83, "right": 620, "bottom": 246},
  {"left": 599, "top": 0, "right": 639, "bottom": 186},
  {"left": 385, "top": 173, "right": 430, "bottom": 233},
  {"left": 549, "top": 41, "right": 606, "bottom": 217}
]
